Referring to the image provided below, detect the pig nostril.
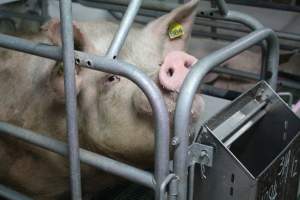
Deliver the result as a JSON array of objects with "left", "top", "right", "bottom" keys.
[
  {"left": 184, "top": 61, "right": 192, "bottom": 68},
  {"left": 167, "top": 68, "right": 174, "bottom": 77}
]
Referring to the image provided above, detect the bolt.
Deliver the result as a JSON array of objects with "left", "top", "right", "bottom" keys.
[
  {"left": 200, "top": 150, "right": 208, "bottom": 158},
  {"left": 171, "top": 137, "right": 180, "bottom": 146}
]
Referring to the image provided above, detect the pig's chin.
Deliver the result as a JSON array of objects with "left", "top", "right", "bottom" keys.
[{"left": 132, "top": 90, "right": 204, "bottom": 123}]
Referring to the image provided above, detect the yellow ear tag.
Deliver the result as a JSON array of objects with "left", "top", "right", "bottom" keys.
[{"left": 168, "top": 22, "right": 184, "bottom": 40}]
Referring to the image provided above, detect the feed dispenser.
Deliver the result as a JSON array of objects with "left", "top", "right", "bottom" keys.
[{"left": 192, "top": 81, "right": 300, "bottom": 200}]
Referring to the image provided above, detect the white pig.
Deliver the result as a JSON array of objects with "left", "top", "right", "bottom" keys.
[{"left": 0, "top": 0, "right": 204, "bottom": 199}]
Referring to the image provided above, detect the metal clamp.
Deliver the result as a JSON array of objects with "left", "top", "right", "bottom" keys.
[{"left": 187, "top": 143, "right": 214, "bottom": 167}]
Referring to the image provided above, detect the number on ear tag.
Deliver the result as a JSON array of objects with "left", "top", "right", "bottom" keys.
[{"left": 168, "top": 22, "right": 184, "bottom": 40}]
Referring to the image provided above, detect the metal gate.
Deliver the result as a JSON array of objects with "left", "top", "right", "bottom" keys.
[{"left": 0, "top": 0, "right": 279, "bottom": 200}]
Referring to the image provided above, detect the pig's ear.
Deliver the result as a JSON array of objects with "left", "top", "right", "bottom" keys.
[
  {"left": 144, "top": 0, "right": 199, "bottom": 56},
  {"left": 41, "top": 18, "right": 95, "bottom": 52}
]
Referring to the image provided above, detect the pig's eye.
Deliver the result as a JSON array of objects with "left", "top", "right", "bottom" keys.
[{"left": 107, "top": 75, "right": 120, "bottom": 83}]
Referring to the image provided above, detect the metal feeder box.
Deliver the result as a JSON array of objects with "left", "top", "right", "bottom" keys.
[{"left": 193, "top": 81, "right": 300, "bottom": 200}]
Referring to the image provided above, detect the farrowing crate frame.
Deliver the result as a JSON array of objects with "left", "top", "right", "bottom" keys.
[{"left": 0, "top": 0, "right": 279, "bottom": 200}]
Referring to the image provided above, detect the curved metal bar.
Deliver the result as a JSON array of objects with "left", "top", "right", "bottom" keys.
[
  {"left": 106, "top": 0, "right": 143, "bottom": 59},
  {"left": 173, "top": 28, "right": 279, "bottom": 200},
  {"left": 199, "top": 8, "right": 272, "bottom": 89},
  {"left": 215, "top": 0, "right": 229, "bottom": 15},
  {"left": 225, "top": 11, "right": 268, "bottom": 81},
  {"left": 159, "top": 174, "right": 178, "bottom": 200},
  {"left": 224, "top": 11, "right": 264, "bottom": 29},
  {"left": 0, "top": 33, "right": 170, "bottom": 200},
  {"left": 74, "top": 52, "right": 170, "bottom": 199}
]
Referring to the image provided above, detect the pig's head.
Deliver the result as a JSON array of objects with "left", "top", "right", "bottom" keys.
[{"left": 42, "top": 0, "right": 203, "bottom": 166}]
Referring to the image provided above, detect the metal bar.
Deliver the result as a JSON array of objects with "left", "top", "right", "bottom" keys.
[
  {"left": 76, "top": 0, "right": 300, "bottom": 49},
  {"left": 76, "top": 0, "right": 178, "bottom": 13},
  {"left": 210, "top": 0, "right": 218, "bottom": 39},
  {"left": 0, "top": 32, "right": 170, "bottom": 200},
  {"left": 215, "top": 0, "right": 228, "bottom": 15},
  {"left": 192, "top": 29, "right": 299, "bottom": 51},
  {"left": 106, "top": 0, "right": 142, "bottom": 59},
  {"left": 223, "top": 109, "right": 266, "bottom": 147},
  {"left": 213, "top": 66, "right": 259, "bottom": 80},
  {"left": 220, "top": 0, "right": 300, "bottom": 13},
  {"left": 188, "top": 164, "right": 195, "bottom": 200},
  {"left": 74, "top": 52, "right": 170, "bottom": 200},
  {"left": 78, "top": 0, "right": 271, "bottom": 84},
  {"left": 0, "top": 122, "right": 155, "bottom": 189},
  {"left": 278, "top": 92, "right": 294, "bottom": 106},
  {"left": 0, "top": 9, "right": 44, "bottom": 22},
  {"left": 0, "top": 33, "right": 62, "bottom": 59},
  {"left": 220, "top": 10, "right": 268, "bottom": 82},
  {"left": 0, "top": 184, "right": 32, "bottom": 200},
  {"left": 173, "top": 28, "right": 278, "bottom": 200},
  {"left": 41, "top": 0, "right": 50, "bottom": 22},
  {"left": 59, "top": 1, "right": 82, "bottom": 199},
  {"left": 1, "top": 32, "right": 294, "bottom": 89},
  {"left": 159, "top": 174, "right": 177, "bottom": 200}
]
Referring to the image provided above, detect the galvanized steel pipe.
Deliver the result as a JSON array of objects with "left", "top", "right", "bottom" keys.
[
  {"left": 0, "top": 33, "right": 170, "bottom": 200},
  {"left": 59, "top": 0, "right": 82, "bottom": 199},
  {"left": 0, "top": 122, "right": 155, "bottom": 189},
  {"left": 173, "top": 28, "right": 279, "bottom": 200},
  {"left": 106, "top": 0, "right": 143, "bottom": 59},
  {"left": 0, "top": 184, "right": 32, "bottom": 200},
  {"left": 74, "top": 52, "right": 170, "bottom": 200}
]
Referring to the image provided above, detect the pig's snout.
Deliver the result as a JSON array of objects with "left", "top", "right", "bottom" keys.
[{"left": 159, "top": 51, "right": 197, "bottom": 92}]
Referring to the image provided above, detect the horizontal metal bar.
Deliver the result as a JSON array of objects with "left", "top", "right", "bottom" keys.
[
  {"left": 0, "top": 9, "right": 45, "bottom": 22},
  {"left": 73, "top": 52, "right": 170, "bottom": 199},
  {"left": 0, "top": 121, "right": 155, "bottom": 189},
  {"left": 0, "top": 32, "right": 170, "bottom": 195},
  {"left": 192, "top": 29, "right": 298, "bottom": 51},
  {"left": 212, "top": 66, "right": 259, "bottom": 80},
  {"left": 174, "top": 28, "right": 278, "bottom": 200},
  {"left": 0, "top": 33, "right": 62, "bottom": 59},
  {"left": 83, "top": 0, "right": 300, "bottom": 13},
  {"left": 76, "top": 0, "right": 178, "bottom": 13},
  {"left": 223, "top": 109, "right": 266, "bottom": 147},
  {"left": 75, "top": 0, "right": 300, "bottom": 49},
  {"left": 0, "top": 184, "right": 32, "bottom": 200},
  {"left": 222, "top": 0, "right": 300, "bottom": 13},
  {"left": 195, "top": 18, "right": 300, "bottom": 44}
]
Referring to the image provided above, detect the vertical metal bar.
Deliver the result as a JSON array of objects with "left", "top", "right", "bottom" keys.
[
  {"left": 41, "top": 0, "right": 50, "bottom": 22},
  {"left": 216, "top": 0, "right": 229, "bottom": 15},
  {"left": 174, "top": 29, "right": 278, "bottom": 200},
  {"left": 59, "top": 1, "right": 82, "bottom": 199},
  {"left": 188, "top": 165, "right": 195, "bottom": 200},
  {"left": 74, "top": 52, "right": 170, "bottom": 200},
  {"left": 210, "top": 0, "right": 218, "bottom": 39},
  {"left": 106, "top": 0, "right": 142, "bottom": 59},
  {"left": 224, "top": 10, "right": 268, "bottom": 86}
]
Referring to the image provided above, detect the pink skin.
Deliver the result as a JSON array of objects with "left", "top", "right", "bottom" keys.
[
  {"left": 159, "top": 51, "right": 197, "bottom": 92},
  {"left": 292, "top": 100, "right": 300, "bottom": 113}
]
